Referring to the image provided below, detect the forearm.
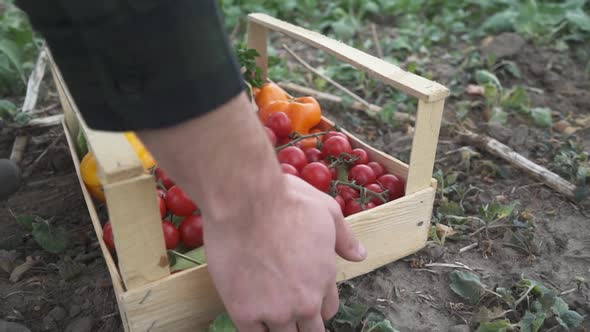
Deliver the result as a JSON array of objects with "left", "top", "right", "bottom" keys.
[{"left": 136, "top": 92, "right": 286, "bottom": 226}]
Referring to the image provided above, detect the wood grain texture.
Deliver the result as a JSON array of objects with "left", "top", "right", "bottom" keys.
[
  {"left": 104, "top": 174, "right": 170, "bottom": 290},
  {"left": 247, "top": 21, "right": 268, "bottom": 80},
  {"left": 406, "top": 99, "right": 445, "bottom": 194},
  {"left": 123, "top": 265, "right": 223, "bottom": 332},
  {"left": 248, "top": 13, "right": 449, "bottom": 102},
  {"left": 62, "top": 120, "right": 130, "bottom": 331},
  {"left": 336, "top": 188, "right": 434, "bottom": 280},
  {"left": 47, "top": 48, "right": 144, "bottom": 185}
]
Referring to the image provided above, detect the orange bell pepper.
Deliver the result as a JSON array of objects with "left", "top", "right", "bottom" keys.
[
  {"left": 260, "top": 96, "right": 322, "bottom": 135},
  {"left": 255, "top": 82, "right": 289, "bottom": 111}
]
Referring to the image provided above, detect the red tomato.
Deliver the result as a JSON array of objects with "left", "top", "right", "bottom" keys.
[
  {"left": 162, "top": 220, "right": 180, "bottom": 250},
  {"left": 265, "top": 112, "right": 292, "bottom": 139},
  {"left": 277, "top": 146, "right": 308, "bottom": 171},
  {"left": 155, "top": 167, "right": 175, "bottom": 189},
  {"left": 264, "top": 126, "right": 277, "bottom": 147},
  {"left": 166, "top": 186, "right": 197, "bottom": 217},
  {"left": 280, "top": 163, "right": 299, "bottom": 177},
  {"left": 366, "top": 183, "right": 386, "bottom": 206},
  {"left": 368, "top": 162, "right": 386, "bottom": 178},
  {"left": 377, "top": 174, "right": 405, "bottom": 200},
  {"left": 323, "top": 136, "right": 352, "bottom": 158},
  {"left": 304, "top": 148, "right": 323, "bottom": 163},
  {"left": 179, "top": 215, "right": 204, "bottom": 248},
  {"left": 335, "top": 195, "right": 345, "bottom": 212},
  {"left": 158, "top": 196, "right": 166, "bottom": 218},
  {"left": 157, "top": 189, "right": 167, "bottom": 199},
  {"left": 300, "top": 162, "right": 332, "bottom": 192},
  {"left": 337, "top": 185, "right": 360, "bottom": 201},
  {"left": 348, "top": 165, "right": 376, "bottom": 186},
  {"left": 343, "top": 200, "right": 362, "bottom": 217},
  {"left": 103, "top": 222, "right": 115, "bottom": 252},
  {"left": 351, "top": 149, "right": 369, "bottom": 165},
  {"left": 325, "top": 131, "right": 347, "bottom": 141}
]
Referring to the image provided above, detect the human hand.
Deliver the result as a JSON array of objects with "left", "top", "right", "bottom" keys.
[{"left": 204, "top": 175, "right": 367, "bottom": 332}]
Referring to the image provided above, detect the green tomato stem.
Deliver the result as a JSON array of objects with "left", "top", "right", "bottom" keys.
[{"left": 274, "top": 131, "right": 330, "bottom": 152}]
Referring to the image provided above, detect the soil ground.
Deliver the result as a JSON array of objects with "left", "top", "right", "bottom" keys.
[{"left": 1, "top": 29, "right": 589, "bottom": 331}]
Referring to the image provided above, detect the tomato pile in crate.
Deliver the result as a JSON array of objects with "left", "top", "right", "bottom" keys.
[{"left": 78, "top": 82, "right": 407, "bottom": 272}]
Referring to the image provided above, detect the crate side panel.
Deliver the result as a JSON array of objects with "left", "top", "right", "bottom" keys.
[
  {"left": 336, "top": 188, "right": 434, "bottom": 281},
  {"left": 123, "top": 265, "right": 223, "bottom": 332}
]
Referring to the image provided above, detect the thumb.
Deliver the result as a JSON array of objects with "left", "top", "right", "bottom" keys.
[{"left": 332, "top": 210, "right": 367, "bottom": 262}]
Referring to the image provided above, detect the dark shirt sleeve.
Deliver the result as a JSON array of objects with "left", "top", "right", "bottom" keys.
[{"left": 16, "top": 0, "right": 245, "bottom": 131}]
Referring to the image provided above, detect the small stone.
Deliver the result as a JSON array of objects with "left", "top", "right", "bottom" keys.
[
  {"left": 48, "top": 306, "right": 67, "bottom": 322},
  {"left": 64, "top": 317, "right": 94, "bottom": 332},
  {"left": 0, "top": 320, "right": 32, "bottom": 332},
  {"left": 69, "top": 305, "right": 81, "bottom": 318},
  {"left": 449, "top": 324, "right": 471, "bottom": 332},
  {"left": 422, "top": 244, "right": 445, "bottom": 262}
]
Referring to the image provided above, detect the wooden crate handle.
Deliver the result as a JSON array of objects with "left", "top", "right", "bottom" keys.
[{"left": 247, "top": 13, "right": 448, "bottom": 194}]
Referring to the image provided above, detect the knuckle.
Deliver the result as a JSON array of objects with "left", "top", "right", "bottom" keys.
[
  {"left": 297, "top": 299, "right": 321, "bottom": 320},
  {"left": 265, "top": 310, "right": 293, "bottom": 326}
]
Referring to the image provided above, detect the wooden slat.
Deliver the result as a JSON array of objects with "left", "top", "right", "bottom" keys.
[
  {"left": 405, "top": 99, "right": 445, "bottom": 194},
  {"left": 247, "top": 21, "right": 269, "bottom": 80},
  {"left": 104, "top": 174, "right": 170, "bottom": 290},
  {"left": 61, "top": 120, "right": 130, "bottom": 331},
  {"left": 123, "top": 265, "right": 223, "bottom": 332},
  {"left": 121, "top": 188, "right": 433, "bottom": 331},
  {"left": 248, "top": 13, "right": 449, "bottom": 102},
  {"left": 47, "top": 47, "right": 144, "bottom": 185},
  {"left": 336, "top": 188, "right": 434, "bottom": 280}
]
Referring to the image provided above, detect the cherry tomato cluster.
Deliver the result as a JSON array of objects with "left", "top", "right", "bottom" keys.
[
  {"left": 258, "top": 88, "right": 406, "bottom": 217},
  {"left": 102, "top": 167, "right": 204, "bottom": 254}
]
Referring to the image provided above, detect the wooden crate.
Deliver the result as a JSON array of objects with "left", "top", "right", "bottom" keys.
[{"left": 50, "top": 13, "right": 448, "bottom": 332}]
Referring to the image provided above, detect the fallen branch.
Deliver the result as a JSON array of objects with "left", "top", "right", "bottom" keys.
[
  {"left": 459, "top": 129, "right": 580, "bottom": 201},
  {"left": 458, "top": 242, "right": 479, "bottom": 254},
  {"left": 424, "top": 262, "right": 474, "bottom": 272},
  {"left": 22, "top": 48, "right": 48, "bottom": 113},
  {"left": 22, "top": 114, "right": 63, "bottom": 128},
  {"left": 277, "top": 82, "right": 415, "bottom": 123},
  {"left": 282, "top": 44, "right": 372, "bottom": 110},
  {"left": 10, "top": 256, "right": 41, "bottom": 283},
  {"left": 370, "top": 24, "right": 384, "bottom": 59},
  {"left": 9, "top": 136, "right": 29, "bottom": 163}
]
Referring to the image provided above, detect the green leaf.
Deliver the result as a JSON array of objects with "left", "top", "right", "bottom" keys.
[
  {"left": 333, "top": 302, "right": 368, "bottom": 327},
  {"left": 208, "top": 312, "right": 237, "bottom": 332},
  {"left": 501, "top": 61, "right": 522, "bottom": 78},
  {"left": 566, "top": 9, "right": 590, "bottom": 32},
  {"left": 14, "top": 111, "right": 31, "bottom": 126},
  {"left": 0, "top": 39, "right": 25, "bottom": 79},
  {"left": 76, "top": 130, "right": 88, "bottom": 157},
  {"left": 552, "top": 297, "right": 570, "bottom": 316},
  {"left": 538, "top": 291, "right": 557, "bottom": 312},
  {"left": 331, "top": 18, "right": 358, "bottom": 39},
  {"left": 439, "top": 201, "right": 464, "bottom": 216},
  {"left": 481, "top": 11, "right": 518, "bottom": 32},
  {"left": 476, "top": 70, "right": 502, "bottom": 91},
  {"left": 489, "top": 108, "right": 508, "bottom": 125},
  {"left": 31, "top": 221, "right": 68, "bottom": 254},
  {"left": 557, "top": 310, "right": 584, "bottom": 329},
  {"left": 449, "top": 271, "right": 486, "bottom": 303},
  {"left": 530, "top": 107, "right": 553, "bottom": 128},
  {"left": 15, "top": 215, "right": 38, "bottom": 231},
  {"left": 170, "top": 247, "right": 207, "bottom": 272},
  {"left": 477, "top": 319, "right": 512, "bottom": 332},
  {"left": 0, "top": 99, "right": 17, "bottom": 120},
  {"left": 519, "top": 311, "right": 545, "bottom": 332},
  {"left": 501, "top": 86, "right": 530, "bottom": 111},
  {"left": 361, "top": 311, "right": 400, "bottom": 332}
]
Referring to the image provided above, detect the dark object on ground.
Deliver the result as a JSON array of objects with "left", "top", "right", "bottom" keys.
[{"left": 0, "top": 159, "right": 21, "bottom": 200}]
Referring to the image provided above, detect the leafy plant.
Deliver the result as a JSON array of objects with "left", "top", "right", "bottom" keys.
[
  {"left": 0, "top": 0, "right": 40, "bottom": 95},
  {"left": 449, "top": 272, "right": 585, "bottom": 331},
  {"left": 15, "top": 215, "right": 68, "bottom": 254}
]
